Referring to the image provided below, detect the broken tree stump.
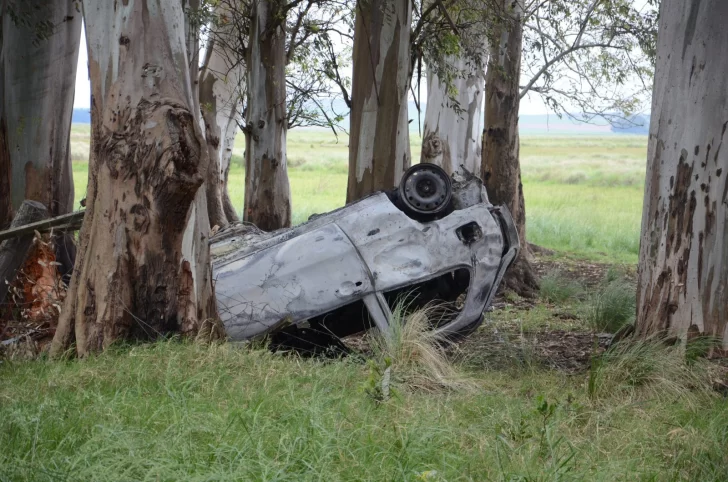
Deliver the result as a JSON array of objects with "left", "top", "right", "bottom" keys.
[{"left": 0, "top": 201, "right": 50, "bottom": 305}]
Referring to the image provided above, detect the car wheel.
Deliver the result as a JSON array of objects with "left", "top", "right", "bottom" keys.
[{"left": 398, "top": 163, "right": 453, "bottom": 219}]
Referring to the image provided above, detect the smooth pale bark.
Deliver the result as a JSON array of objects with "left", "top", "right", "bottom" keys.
[
  {"left": 347, "top": 0, "right": 412, "bottom": 202},
  {"left": 421, "top": 56, "right": 484, "bottom": 175},
  {"left": 51, "top": 0, "right": 216, "bottom": 357},
  {"left": 220, "top": 112, "right": 240, "bottom": 223},
  {"left": 199, "top": 6, "right": 243, "bottom": 228},
  {"left": 244, "top": 0, "right": 291, "bottom": 231},
  {"left": 0, "top": 0, "right": 81, "bottom": 224},
  {"left": 183, "top": 0, "right": 202, "bottom": 114},
  {"left": 636, "top": 0, "right": 728, "bottom": 350},
  {"left": 181, "top": 1, "right": 221, "bottom": 319},
  {"left": 482, "top": 0, "right": 538, "bottom": 297}
]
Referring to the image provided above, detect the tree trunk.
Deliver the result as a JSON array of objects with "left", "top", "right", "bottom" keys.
[
  {"left": 199, "top": 5, "right": 244, "bottom": 229},
  {"left": 221, "top": 117, "right": 240, "bottom": 223},
  {"left": 183, "top": 0, "right": 202, "bottom": 115},
  {"left": 0, "top": 0, "right": 81, "bottom": 223},
  {"left": 200, "top": 58, "right": 231, "bottom": 230},
  {"left": 244, "top": 0, "right": 291, "bottom": 231},
  {"left": 481, "top": 0, "right": 538, "bottom": 298},
  {"left": 347, "top": 0, "right": 412, "bottom": 202},
  {"left": 421, "top": 56, "right": 484, "bottom": 175},
  {"left": 51, "top": 0, "right": 216, "bottom": 357},
  {"left": 636, "top": 0, "right": 728, "bottom": 351},
  {"left": 0, "top": 200, "right": 49, "bottom": 305},
  {"left": 0, "top": 3, "right": 10, "bottom": 229},
  {"left": 181, "top": 1, "right": 222, "bottom": 323}
]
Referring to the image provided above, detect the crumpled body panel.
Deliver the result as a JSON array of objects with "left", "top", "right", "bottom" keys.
[{"left": 212, "top": 173, "right": 519, "bottom": 341}]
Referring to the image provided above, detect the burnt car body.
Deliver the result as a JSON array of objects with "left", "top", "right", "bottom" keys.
[{"left": 210, "top": 165, "right": 519, "bottom": 348}]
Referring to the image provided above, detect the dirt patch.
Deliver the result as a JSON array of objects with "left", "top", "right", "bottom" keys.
[
  {"left": 533, "top": 257, "right": 635, "bottom": 288},
  {"left": 461, "top": 253, "right": 630, "bottom": 373},
  {"left": 459, "top": 324, "right": 612, "bottom": 373}
]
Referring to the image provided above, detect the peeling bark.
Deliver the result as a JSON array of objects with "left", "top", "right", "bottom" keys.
[
  {"left": 51, "top": 0, "right": 216, "bottom": 357},
  {"left": 244, "top": 0, "right": 291, "bottom": 231},
  {"left": 199, "top": 4, "right": 244, "bottom": 228},
  {"left": 421, "top": 55, "right": 485, "bottom": 175},
  {"left": 0, "top": 0, "right": 81, "bottom": 222},
  {"left": 347, "top": 0, "right": 412, "bottom": 202},
  {"left": 481, "top": 0, "right": 538, "bottom": 298},
  {"left": 636, "top": 0, "right": 728, "bottom": 351}
]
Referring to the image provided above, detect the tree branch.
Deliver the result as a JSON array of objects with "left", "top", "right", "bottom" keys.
[{"left": 519, "top": 41, "right": 617, "bottom": 99}]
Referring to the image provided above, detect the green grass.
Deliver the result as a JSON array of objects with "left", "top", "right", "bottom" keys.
[
  {"left": 14, "top": 128, "right": 722, "bottom": 480},
  {"left": 586, "top": 277, "right": 637, "bottom": 334},
  {"left": 70, "top": 126, "right": 646, "bottom": 262},
  {"left": 539, "top": 270, "right": 585, "bottom": 304},
  {"left": 1, "top": 340, "right": 726, "bottom": 480}
]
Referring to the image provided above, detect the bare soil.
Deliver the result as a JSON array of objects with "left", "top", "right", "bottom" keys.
[{"left": 459, "top": 255, "right": 624, "bottom": 373}]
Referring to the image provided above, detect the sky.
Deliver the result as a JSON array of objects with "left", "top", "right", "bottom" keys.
[{"left": 72, "top": 28, "right": 553, "bottom": 116}]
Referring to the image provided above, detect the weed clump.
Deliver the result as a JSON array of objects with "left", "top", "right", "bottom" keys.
[
  {"left": 586, "top": 270, "right": 635, "bottom": 333},
  {"left": 539, "top": 270, "right": 584, "bottom": 304},
  {"left": 370, "top": 301, "right": 474, "bottom": 394},
  {"left": 588, "top": 338, "right": 717, "bottom": 402}
]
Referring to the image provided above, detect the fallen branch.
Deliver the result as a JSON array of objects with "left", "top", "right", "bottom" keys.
[{"left": 0, "top": 209, "right": 84, "bottom": 244}]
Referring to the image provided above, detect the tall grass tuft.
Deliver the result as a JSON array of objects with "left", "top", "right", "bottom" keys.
[
  {"left": 539, "top": 270, "right": 584, "bottom": 304},
  {"left": 586, "top": 275, "right": 636, "bottom": 333},
  {"left": 588, "top": 338, "right": 717, "bottom": 403},
  {"left": 370, "top": 300, "right": 475, "bottom": 393}
]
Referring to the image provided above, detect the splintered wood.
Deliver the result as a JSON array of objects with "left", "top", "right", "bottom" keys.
[{"left": 1, "top": 234, "right": 65, "bottom": 350}]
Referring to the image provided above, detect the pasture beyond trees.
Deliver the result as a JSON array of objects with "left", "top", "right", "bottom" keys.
[{"left": 70, "top": 126, "right": 645, "bottom": 264}]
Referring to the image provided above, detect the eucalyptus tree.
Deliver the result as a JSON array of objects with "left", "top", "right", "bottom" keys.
[
  {"left": 480, "top": 0, "right": 537, "bottom": 296},
  {"left": 198, "top": 2, "right": 246, "bottom": 228},
  {"left": 636, "top": 0, "right": 728, "bottom": 350},
  {"left": 0, "top": 0, "right": 81, "bottom": 228},
  {"left": 208, "top": 0, "right": 350, "bottom": 229},
  {"left": 347, "top": 0, "right": 412, "bottom": 202},
  {"left": 416, "top": 1, "right": 491, "bottom": 175},
  {"left": 240, "top": 0, "right": 292, "bottom": 230},
  {"left": 480, "top": 0, "right": 657, "bottom": 296},
  {"left": 51, "top": 0, "right": 216, "bottom": 356}
]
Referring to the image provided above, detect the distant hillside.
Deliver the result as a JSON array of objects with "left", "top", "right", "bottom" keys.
[
  {"left": 73, "top": 105, "right": 648, "bottom": 136},
  {"left": 72, "top": 108, "right": 91, "bottom": 124},
  {"left": 609, "top": 114, "right": 650, "bottom": 135}
]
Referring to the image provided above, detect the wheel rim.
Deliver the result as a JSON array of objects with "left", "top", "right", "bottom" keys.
[{"left": 399, "top": 163, "right": 452, "bottom": 215}]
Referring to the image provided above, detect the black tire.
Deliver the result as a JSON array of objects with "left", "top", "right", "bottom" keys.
[{"left": 398, "top": 163, "right": 452, "bottom": 219}]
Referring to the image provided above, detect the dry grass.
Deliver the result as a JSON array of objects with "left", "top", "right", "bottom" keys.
[{"left": 370, "top": 301, "right": 476, "bottom": 393}]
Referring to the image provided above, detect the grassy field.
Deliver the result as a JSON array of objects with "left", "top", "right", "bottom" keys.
[
  {"left": 2, "top": 336, "right": 726, "bottom": 480},
  {"left": 3, "top": 127, "right": 726, "bottom": 480},
  {"left": 70, "top": 125, "right": 646, "bottom": 263}
]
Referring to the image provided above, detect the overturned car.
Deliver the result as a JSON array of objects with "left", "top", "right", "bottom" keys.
[{"left": 210, "top": 164, "right": 519, "bottom": 350}]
